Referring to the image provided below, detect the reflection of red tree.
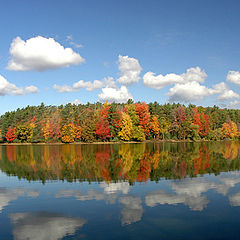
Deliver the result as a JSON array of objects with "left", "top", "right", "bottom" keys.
[
  {"left": 6, "top": 145, "right": 16, "bottom": 162},
  {"left": 177, "top": 161, "right": 187, "bottom": 179},
  {"left": 193, "top": 146, "right": 210, "bottom": 174},
  {"left": 96, "top": 150, "right": 111, "bottom": 181},
  {"left": 137, "top": 153, "right": 151, "bottom": 182}
]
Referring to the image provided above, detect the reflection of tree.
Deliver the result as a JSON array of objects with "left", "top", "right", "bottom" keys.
[{"left": 0, "top": 142, "right": 240, "bottom": 183}]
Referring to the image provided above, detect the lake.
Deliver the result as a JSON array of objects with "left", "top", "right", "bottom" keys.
[{"left": 0, "top": 141, "right": 240, "bottom": 240}]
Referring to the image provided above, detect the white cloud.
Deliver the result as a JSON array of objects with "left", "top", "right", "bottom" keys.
[
  {"left": 117, "top": 55, "right": 142, "bottom": 85},
  {"left": 213, "top": 82, "right": 240, "bottom": 101},
  {"left": 0, "top": 74, "right": 37, "bottom": 96},
  {"left": 71, "top": 99, "right": 81, "bottom": 105},
  {"left": 0, "top": 74, "right": 23, "bottom": 96},
  {"left": 143, "top": 72, "right": 183, "bottom": 89},
  {"left": 227, "top": 100, "right": 240, "bottom": 109},
  {"left": 54, "top": 79, "right": 104, "bottom": 93},
  {"left": 7, "top": 36, "right": 85, "bottom": 71},
  {"left": 25, "top": 85, "right": 38, "bottom": 94},
  {"left": 104, "top": 77, "right": 116, "bottom": 88},
  {"left": 73, "top": 80, "right": 103, "bottom": 91},
  {"left": 168, "top": 81, "right": 214, "bottom": 103},
  {"left": 181, "top": 67, "right": 207, "bottom": 83},
  {"left": 10, "top": 212, "right": 86, "bottom": 240},
  {"left": 53, "top": 84, "right": 73, "bottom": 93},
  {"left": 66, "top": 35, "right": 83, "bottom": 49},
  {"left": 143, "top": 66, "right": 207, "bottom": 89},
  {"left": 98, "top": 86, "right": 133, "bottom": 103},
  {"left": 227, "top": 71, "right": 240, "bottom": 85}
]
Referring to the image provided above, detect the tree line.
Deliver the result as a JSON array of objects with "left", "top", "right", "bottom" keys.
[{"left": 0, "top": 100, "right": 240, "bottom": 143}]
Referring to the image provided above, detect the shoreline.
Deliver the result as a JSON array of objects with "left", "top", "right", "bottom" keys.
[{"left": 0, "top": 139, "right": 229, "bottom": 146}]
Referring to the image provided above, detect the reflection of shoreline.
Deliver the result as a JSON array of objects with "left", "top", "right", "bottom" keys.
[{"left": 1, "top": 141, "right": 240, "bottom": 183}]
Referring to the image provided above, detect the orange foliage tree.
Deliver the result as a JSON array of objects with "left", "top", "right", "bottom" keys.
[{"left": 192, "top": 108, "right": 210, "bottom": 137}]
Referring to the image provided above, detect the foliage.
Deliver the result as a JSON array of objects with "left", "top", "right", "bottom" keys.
[
  {"left": 118, "top": 113, "right": 133, "bottom": 141},
  {"left": 61, "top": 123, "right": 76, "bottom": 143},
  {"left": 5, "top": 126, "right": 16, "bottom": 142},
  {"left": 0, "top": 101, "right": 239, "bottom": 143},
  {"left": 15, "top": 124, "right": 33, "bottom": 142}
]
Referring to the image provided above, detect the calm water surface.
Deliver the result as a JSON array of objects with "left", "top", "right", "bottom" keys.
[{"left": 0, "top": 142, "right": 240, "bottom": 239}]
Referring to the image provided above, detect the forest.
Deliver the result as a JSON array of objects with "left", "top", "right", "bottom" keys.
[{"left": 0, "top": 100, "right": 240, "bottom": 143}]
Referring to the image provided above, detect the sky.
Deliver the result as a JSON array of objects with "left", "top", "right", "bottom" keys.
[{"left": 1, "top": 0, "right": 240, "bottom": 114}]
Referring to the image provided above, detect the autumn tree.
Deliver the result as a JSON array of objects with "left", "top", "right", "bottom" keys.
[
  {"left": 159, "top": 117, "right": 170, "bottom": 140},
  {"left": 135, "top": 102, "right": 151, "bottom": 138},
  {"left": 192, "top": 108, "right": 210, "bottom": 137},
  {"left": 5, "top": 126, "right": 16, "bottom": 143},
  {"left": 221, "top": 120, "right": 239, "bottom": 139},
  {"left": 150, "top": 115, "right": 160, "bottom": 139},
  {"left": 61, "top": 123, "right": 76, "bottom": 143},
  {"left": 16, "top": 124, "right": 33, "bottom": 142},
  {"left": 118, "top": 112, "right": 133, "bottom": 141}
]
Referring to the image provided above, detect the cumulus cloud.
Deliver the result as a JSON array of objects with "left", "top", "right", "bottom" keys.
[
  {"left": 143, "top": 66, "right": 239, "bottom": 103},
  {"left": 117, "top": 55, "right": 142, "bottom": 85},
  {"left": 73, "top": 80, "right": 103, "bottom": 91},
  {"left": 10, "top": 212, "right": 86, "bottom": 240},
  {"left": 143, "top": 66, "right": 207, "bottom": 90},
  {"left": 54, "top": 80, "right": 104, "bottom": 93},
  {"left": 181, "top": 67, "right": 207, "bottom": 83},
  {"left": 71, "top": 99, "right": 82, "bottom": 105},
  {"left": 227, "top": 100, "right": 240, "bottom": 109},
  {"left": 7, "top": 36, "right": 85, "bottom": 71},
  {"left": 53, "top": 84, "right": 73, "bottom": 93},
  {"left": 98, "top": 86, "right": 133, "bottom": 103},
  {"left": 227, "top": 71, "right": 240, "bottom": 85},
  {"left": 0, "top": 74, "right": 37, "bottom": 96},
  {"left": 143, "top": 72, "right": 183, "bottom": 89},
  {"left": 213, "top": 82, "right": 240, "bottom": 101},
  {"left": 25, "top": 85, "right": 38, "bottom": 94},
  {"left": 119, "top": 196, "right": 143, "bottom": 225},
  {"left": 168, "top": 81, "right": 215, "bottom": 103}
]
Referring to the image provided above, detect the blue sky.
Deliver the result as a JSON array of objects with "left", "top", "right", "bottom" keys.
[{"left": 1, "top": 0, "right": 240, "bottom": 114}]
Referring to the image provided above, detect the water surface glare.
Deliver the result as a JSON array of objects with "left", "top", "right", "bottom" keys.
[{"left": 0, "top": 142, "right": 240, "bottom": 239}]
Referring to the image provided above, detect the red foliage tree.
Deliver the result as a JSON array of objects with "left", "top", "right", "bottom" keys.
[
  {"left": 173, "top": 106, "right": 186, "bottom": 124},
  {"left": 5, "top": 126, "right": 16, "bottom": 142},
  {"left": 135, "top": 102, "right": 151, "bottom": 137},
  {"left": 95, "top": 117, "right": 111, "bottom": 141}
]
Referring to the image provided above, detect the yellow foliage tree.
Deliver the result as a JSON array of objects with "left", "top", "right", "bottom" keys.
[
  {"left": 118, "top": 112, "right": 133, "bottom": 141},
  {"left": 150, "top": 115, "right": 160, "bottom": 138},
  {"left": 61, "top": 123, "right": 76, "bottom": 143},
  {"left": 221, "top": 120, "right": 239, "bottom": 139}
]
